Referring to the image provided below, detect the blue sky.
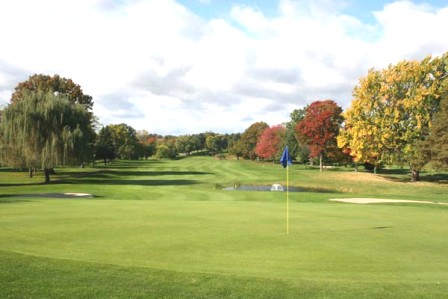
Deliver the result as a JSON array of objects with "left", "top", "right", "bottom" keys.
[
  {"left": 178, "top": 0, "right": 279, "bottom": 18},
  {"left": 180, "top": 0, "right": 447, "bottom": 24},
  {"left": 0, "top": 0, "right": 447, "bottom": 135}
]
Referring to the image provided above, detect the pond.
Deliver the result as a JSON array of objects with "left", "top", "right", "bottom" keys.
[{"left": 223, "top": 184, "right": 302, "bottom": 192}]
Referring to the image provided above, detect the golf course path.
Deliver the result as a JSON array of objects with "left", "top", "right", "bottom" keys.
[{"left": 330, "top": 198, "right": 448, "bottom": 205}]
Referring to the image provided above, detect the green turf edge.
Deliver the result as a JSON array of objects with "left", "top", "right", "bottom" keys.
[{"left": 1, "top": 250, "right": 447, "bottom": 299}]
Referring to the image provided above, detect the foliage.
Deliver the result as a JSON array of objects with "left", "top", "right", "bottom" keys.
[
  {"left": 255, "top": 125, "right": 285, "bottom": 161},
  {"left": 95, "top": 126, "right": 116, "bottom": 164},
  {"left": 205, "top": 134, "right": 228, "bottom": 154},
  {"left": 235, "top": 121, "right": 268, "bottom": 160},
  {"left": 337, "top": 69, "right": 384, "bottom": 171},
  {"left": 11, "top": 74, "right": 93, "bottom": 110},
  {"left": 227, "top": 133, "right": 242, "bottom": 159},
  {"left": 8, "top": 73, "right": 96, "bottom": 167},
  {"left": 156, "top": 138, "right": 178, "bottom": 159},
  {"left": 142, "top": 137, "right": 157, "bottom": 159},
  {"left": 296, "top": 100, "right": 343, "bottom": 171},
  {"left": 135, "top": 130, "right": 158, "bottom": 159},
  {"left": 108, "top": 123, "right": 140, "bottom": 160},
  {"left": 425, "top": 96, "right": 448, "bottom": 170},
  {"left": 176, "top": 135, "right": 200, "bottom": 156},
  {"left": 284, "top": 106, "right": 309, "bottom": 161},
  {"left": 1, "top": 91, "right": 90, "bottom": 182},
  {"left": 339, "top": 53, "right": 448, "bottom": 180}
]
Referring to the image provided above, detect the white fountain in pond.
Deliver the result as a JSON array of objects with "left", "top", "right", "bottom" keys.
[{"left": 270, "top": 184, "right": 284, "bottom": 191}]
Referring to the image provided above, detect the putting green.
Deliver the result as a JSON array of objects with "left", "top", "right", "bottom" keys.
[{"left": 1, "top": 198, "right": 447, "bottom": 284}]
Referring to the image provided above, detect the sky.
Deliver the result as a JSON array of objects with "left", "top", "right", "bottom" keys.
[{"left": 0, "top": 0, "right": 447, "bottom": 135}]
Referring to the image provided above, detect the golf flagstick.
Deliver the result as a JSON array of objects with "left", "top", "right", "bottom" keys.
[
  {"left": 280, "top": 146, "right": 292, "bottom": 235},
  {"left": 286, "top": 164, "right": 289, "bottom": 235}
]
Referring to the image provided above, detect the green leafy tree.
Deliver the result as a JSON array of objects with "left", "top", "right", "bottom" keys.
[
  {"left": 425, "top": 96, "right": 448, "bottom": 169},
  {"left": 205, "top": 135, "right": 219, "bottom": 155},
  {"left": 1, "top": 91, "right": 90, "bottom": 183},
  {"left": 10, "top": 74, "right": 96, "bottom": 167},
  {"left": 95, "top": 126, "right": 116, "bottom": 165},
  {"left": 236, "top": 121, "right": 269, "bottom": 160},
  {"left": 227, "top": 133, "right": 242, "bottom": 159},
  {"left": 156, "top": 138, "right": 177, "bottom": 159},
  {"left": 205, "top": 134, "right": 227, "bottom": 155},
  {"left": 176, "top": 135, "right": 200, "bottom": 156},
  {"left": 108, "top": 123, "right": 139, "bottom": 160},
  {"left": 285, "top": 106, "right": 309, "bottom": 162}
]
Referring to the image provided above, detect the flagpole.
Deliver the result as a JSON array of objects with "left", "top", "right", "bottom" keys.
[
  {"left": 280, "top": 146, "right": 291, "bottom": 236},
  {"left": 286, "top": 164, "right": 289, "bottom": 235}
]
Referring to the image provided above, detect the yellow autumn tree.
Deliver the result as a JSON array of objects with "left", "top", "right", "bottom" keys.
[
  {"left": 338, "top": 69, "right": 385, "bottom": 173},
  {"left": 339, "top": 52, "right": 448, "bottom": 181}
]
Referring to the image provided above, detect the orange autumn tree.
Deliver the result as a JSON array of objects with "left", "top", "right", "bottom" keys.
[
  {"left": 255, "top": 125, "right": 286, "bottom": 161},
  {"left": 295, "top": 100, "right": 343, "bottom": 172}
]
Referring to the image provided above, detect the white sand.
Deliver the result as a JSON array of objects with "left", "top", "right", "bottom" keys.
[
  {"left": 9, "top": 193, "right": 93, "bottom": 198},
  {"left": 63, "top": 193, "right": 93, "bottom": 197},
  {"left": 329, "top": 198, "right": 448, "bottom": 205}
]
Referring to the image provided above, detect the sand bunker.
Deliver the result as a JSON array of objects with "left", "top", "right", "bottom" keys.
[
  {"left": 330, "top": 198, "right": 448, "bottom": 205},
  {"left": 6, "top": 193, "right": 94, "bottom": 199}
]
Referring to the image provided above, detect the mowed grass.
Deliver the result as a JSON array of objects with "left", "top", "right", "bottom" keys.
[{"left": 1, "top": 157, "right": 448, "bottom": 298}]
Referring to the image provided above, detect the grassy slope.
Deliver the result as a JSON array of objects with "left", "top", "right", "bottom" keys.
[{"left": 1, "top": 157, "right": 447, "bottom": 298}]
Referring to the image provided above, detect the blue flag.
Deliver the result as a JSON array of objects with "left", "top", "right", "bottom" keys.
[{"left": 280, "top": 146, "right": 292, "bottom": 168}]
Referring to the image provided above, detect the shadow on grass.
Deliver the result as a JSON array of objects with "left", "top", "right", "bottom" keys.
[
  {"left": 380, "top": 171, "right": 448, "bottom": 184},
  {"left": 59, "top": 178, "right": 199, "bottom": 186},
  {"left": 0, "top": 166, "right": 211, "bottom": 187},
  {"left": 57, "top": 168, "right": 210, "bottom": 186},
  {"left": 422, "top": 173, "right": 448, "bottom": 184},
  {"left": 0, "top": 182, "right": 47, "bottom": 187},
  {"left": 94, "top": 159, "right": 163, "bottom": 169},
  {"left": 0, "top": 167, "right": 27, "bottom": 173},
  {"left": 298, "top": 186, "right": 339, "bottom": 193},
  {"left": 0, "top": 197, "right": 33, "bottom": 204},
  {"left": 84, "top": 170, "right": 212, "bottom": 177}
]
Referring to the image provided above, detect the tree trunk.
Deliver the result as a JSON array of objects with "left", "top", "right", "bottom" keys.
[
  {"left": 411, "top": 169, "right": 420, "bottom": 182},
  {"left": 373, "top": 166, "right": 377, "bottom": 174},
  {"left": 319, "top": 152, "right": 323, "bottom": 172},
  {"left": 44, "top": 168, "right": 51, "bottom": 184},
  {"left": 28, "top": 167, "right": 34, "bottom": 178}
]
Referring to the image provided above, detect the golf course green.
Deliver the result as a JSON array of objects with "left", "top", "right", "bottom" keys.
[{"left": 1, "top": 157, "right": 447, "bottom": 298}]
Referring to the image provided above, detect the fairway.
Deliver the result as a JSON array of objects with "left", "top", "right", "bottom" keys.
[{"left": 1, "top": 157, "right": 448, "bottom": 298}]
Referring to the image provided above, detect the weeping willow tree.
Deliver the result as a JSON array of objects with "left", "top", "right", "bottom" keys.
[{"left": 1, "top": 91, "right": 90, "bottom": 183}]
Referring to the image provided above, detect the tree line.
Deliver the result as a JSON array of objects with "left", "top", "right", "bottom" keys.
[{"left": 1, "top": 52, "right": 447, "bottom": 182}]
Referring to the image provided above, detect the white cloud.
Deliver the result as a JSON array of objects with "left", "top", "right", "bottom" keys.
[
  {"left": 0, "top": 0, "right": 447, "bottom": 135},
  {"left": 373, "top": 0, "right": 448, "bottom": 65}
]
